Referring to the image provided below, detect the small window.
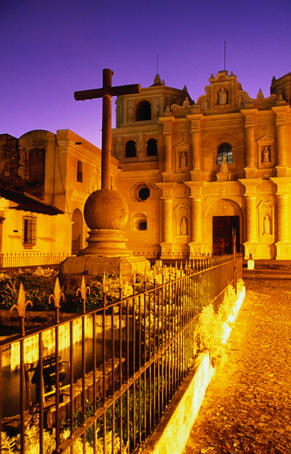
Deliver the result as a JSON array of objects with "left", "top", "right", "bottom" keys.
[
  {"left": 23, "top": 216, "right": 36, "bottom": 247},
  {"left": 125, "top": 140, "right": 136, "bottom": 158},
  {"left": 138, "top": 221, "right": 147, "bottom": 230},
  {"left": 138, "top": 186, "right": 150, "bottom": 201},
  {"left": 136, "top": 101, "right": 151, "bottom": 121},
  {"left": 134, "top": 213, "right": 147, "bottom": 231},
  {"left": 147, "top": 138, "right": 157, "bottom": 156},
  {"left": 77, "top": 161, "right": 83, "bottom": 182},
  {"left": 217, "top": 143, "right": 232, "bottom": 164}
]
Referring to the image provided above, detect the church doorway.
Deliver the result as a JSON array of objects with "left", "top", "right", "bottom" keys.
[
  {"left": 212, "top": 215, "right": 240, "bottom": 255},
  {"left": 71, "top": 208, "right": 83, "bottom": 255}
]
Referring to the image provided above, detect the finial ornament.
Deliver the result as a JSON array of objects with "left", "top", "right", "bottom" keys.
[
  {"left": 76, "top": 275, "right": 90, "bottom": 313},
  {"left": 10, "top": 283, "right": 33, "bottom": 335},
  {"left": 49, "top": 277, "right": 64, "bottom": 310},
  {"left": 77, "top": 275, "right": 90, "bottom": 301},
  {"left": 153, "top": 73, "right": 162, "bottom": 86}
]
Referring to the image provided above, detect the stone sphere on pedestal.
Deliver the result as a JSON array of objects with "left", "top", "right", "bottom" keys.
[
  {"left": 60, "top": 188, "right": 150, "bottom": 284},
  {"left": 84, "top": 189, "right": 128, "bottom": 230}
]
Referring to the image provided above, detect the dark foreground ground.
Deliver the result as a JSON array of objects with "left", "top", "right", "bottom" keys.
[{"left": 184, "top": 279, "right": 291, "bottom": 454}]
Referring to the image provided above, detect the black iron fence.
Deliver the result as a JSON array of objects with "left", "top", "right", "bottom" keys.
[
  {"left": 0, "top": 255, "right": 239, "bottom": 453},
  {"left": 0, "top": 252, "right": 69, "bottom": 270}
]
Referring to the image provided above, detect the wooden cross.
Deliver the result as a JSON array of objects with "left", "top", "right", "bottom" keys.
[{"left": 74, "top": 68, "right": 141, "bottom": 190}]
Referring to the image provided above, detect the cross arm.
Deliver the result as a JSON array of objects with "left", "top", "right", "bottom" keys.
[
  {"left": 74, "top": 84, "right": 141, "bottom": 101},
  {"left": 74, "top": 88, "right": 105, "bottom": 100},
  {"left": 110, "top": 83, "right": 141, "bottom": 96}
]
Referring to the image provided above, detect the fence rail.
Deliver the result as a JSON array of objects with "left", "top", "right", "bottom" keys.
[
  {"left": 0, "top": 252, "right": 69, "bottom": 270},
  {"left": 0, "top": 255, "right": 239, "bottom": 453}
]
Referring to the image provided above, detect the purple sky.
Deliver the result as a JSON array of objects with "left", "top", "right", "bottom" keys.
[{"left": 1, "top": 0, "right": 290, "bottom": 147}]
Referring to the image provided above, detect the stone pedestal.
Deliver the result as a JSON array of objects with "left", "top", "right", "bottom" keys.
[
  {"left": 60, "top": 254, "right": 149, "bottom": 284},
  {"left": 160, "top": 242, "right": 173, "bottom": 259},
  {"left": 188, "top": 242, "right": 203, "bottom": 257},
  {"left": 60, "top": 188, "right": 150, "bottom": 283},
  {"left": 274, "top": 242, "right": 291, "bottom": 260},
  {"left": 243, "top": 242, "right": 258, "bottom": 261},
  {"left": 216, "top": 172, "right": 230, "bottom": 181}
]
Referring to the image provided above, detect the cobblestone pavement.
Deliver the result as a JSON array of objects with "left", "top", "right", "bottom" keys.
[{"left": 183, "top": 280, "right": 291, "bottom": 454}]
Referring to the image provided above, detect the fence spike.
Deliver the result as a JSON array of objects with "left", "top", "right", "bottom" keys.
[
  {"left": 10, "top": 282, "right": 33, "bottom": 335},
  {"left": 10, "top": 282, "right": 33, "bottom": 318},
  {"left": 77, "top": 275, "right": 90, "bottom": 301}
]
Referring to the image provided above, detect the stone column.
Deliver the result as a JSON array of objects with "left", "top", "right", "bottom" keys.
[
  {"left": 270, "top": 177, "right": 291, "bottom": 259},
  {"left": 277, "top": 195, "right": 289, "bottom": 242},
  {"left": 164, "top": 134, "right": 172, "bottom": 172},
  {"left": 239, "top": 178, "right": 261, "bottom": 259},
  {"left": 272, "top": 106, "right": 290, "bottom": 176},
  {"left": 155, "top": 182, "right": 175, "bottom": 257},
  {"left": 245, "top": 195, "right": 257, "bottom": 243},
  {"left": 159, "top": 117, "right": 174, "bottom": 174},
  {"left": 187, "top": 114, "right": 203, "bottom": 180},
  {"left": 184, "top": 181, "right": 204, "bottom": 256},
  {"left": 191, "top": 198, "right": 202, "bottom": 244},
  {"left": 162, "top": 198, "right": 173, "bottom": 243},
  {"left": 241, "top": 109, "right": 257, "bottom": 178}
]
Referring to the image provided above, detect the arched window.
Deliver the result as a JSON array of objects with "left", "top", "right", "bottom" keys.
[
  {"left": 147, "top": 138, "right": 157, "bottom": 156},
  {"left": 136, "top": 101, "right": 151, "bottom": 121},
  {"left": 125, "top": 140, "right": 136, "bottom": 158},
  {"left": 217, "top": 143, "right": 232, "bottom": 164}
]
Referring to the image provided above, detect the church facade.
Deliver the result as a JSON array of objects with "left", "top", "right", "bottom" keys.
[{"left": 112, "top": 71, "right": 291, "bottom": 260}]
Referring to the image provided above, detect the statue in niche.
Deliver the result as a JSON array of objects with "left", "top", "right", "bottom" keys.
[
  {"left": 262, "top": 146, "right": 271, "bottom": 163},
  {"left": 218, "top": 88, "right": 228, "bottom": 105},
  {"left": 219, "top": 155, "right": 228, "bottom": 173},
  {"left": 180, "top": 216, "right": 188, "bottom": 235},
  {"left": 179, "top": 151, "right": 187, "bottom": 168},
  {"left": 263, "top": 215, "right": 271, "bottom": 235},
  {"left": 217, "top": 154, "right": 230, "bottom": 181}
]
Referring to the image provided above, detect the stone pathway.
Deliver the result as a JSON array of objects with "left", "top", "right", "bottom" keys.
[{"left": 183, "top": 279, "right": 291, "bottom": 454}]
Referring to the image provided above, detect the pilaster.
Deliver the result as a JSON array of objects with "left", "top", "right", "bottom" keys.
[
  {"left": 159, "top": 117, "right": 175, "bottom": 174},
  {"left": 184, "top": 181, "right": 204, "bottom": 256},
  {"left": 155, "top": 182, "right": 176, "bottom": 257},
  {"left": 270, "top": 177, "right": 291, "bottom": 259},
  {"left": 241, "top": 109, "right": 258, "bottom": 178},
  {"left": 272, "top": 106, "right": 290, "bottom": 176},
  {"left": 239, "top": 178, "right": 261, "bottom": 259},
  {"left": 187, "top": 114, "right": 203, "bottom": 181}
]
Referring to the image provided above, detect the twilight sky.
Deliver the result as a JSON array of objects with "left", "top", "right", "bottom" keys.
[{"left": 1, "top": 0, "right": 290, "bottom": 147}]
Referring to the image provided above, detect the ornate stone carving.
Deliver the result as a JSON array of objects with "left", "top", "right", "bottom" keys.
[
  {"left": 218, "top": 88, "right": 228, "bottom": 105},
  {"left": 178, "top": 151, "right": 188, "bottom": 169},
  {"left": 180, "top": 216, "right": 188, "bottom": 235}
]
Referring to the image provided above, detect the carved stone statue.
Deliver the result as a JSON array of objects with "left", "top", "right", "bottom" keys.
[
  {"left": 262, "top": 146, "right": 270, "bottom": 163},
  {"left": 217, "top": 154, "right": 229, "bottom": 181},
  {"left": 180, "top": 216, "right": 188, "bottom": 235},
  {"left": 219, "top": 155, "right": 228, "bottom": 173},
  {"left": 263, "top": 215, "right": 271, "bottom": 235},
  {"left": 218, "top": 88, "right": 228, "bottom": 105},
  {"left": 179, "top": 151, "right": 187, "bottom": 168}
]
